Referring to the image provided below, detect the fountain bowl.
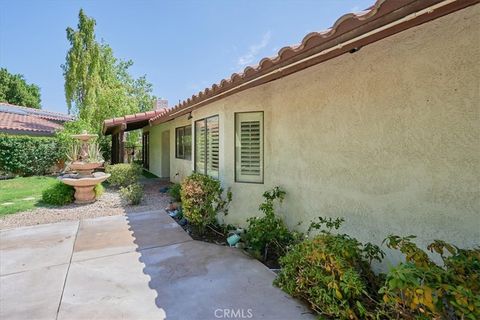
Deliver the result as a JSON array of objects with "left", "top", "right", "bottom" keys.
[{"left": 59, "top": 172, "right": 110, "bottom": 204}]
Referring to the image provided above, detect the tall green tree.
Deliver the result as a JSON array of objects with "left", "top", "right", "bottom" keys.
[
  {"left": 62, "top": 9, "right": 156, "bottom": 134},
  {"left": 0, "top": 68, "right": 41, "bottom": 108}
]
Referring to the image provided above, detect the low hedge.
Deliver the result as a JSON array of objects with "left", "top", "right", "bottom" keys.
[
  {"left": 105, "top": 163, "right": 142, "bottom": 187},
  {"left": 0, "top": 134, "right": 62, "bottom": 176}
]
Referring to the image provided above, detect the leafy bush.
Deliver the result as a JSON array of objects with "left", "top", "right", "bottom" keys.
[
  {"left": 0, "top": 134, "right": 62, "bottom": 176},
  {"left": 168, "top": 183, "right": 182, "bottom": 202},
  {"left": 94, "top": 183, "right": 104, "bottom": 198},
  {"left": 243, "top": 187, "right": 297, "bottom": 261},
  {"left": 378, "top": 235, "right": 480, "bottom": 319},
  {"left": 274, "top": 217, "right": 384, "bottom": 319},
  {"left": 41, "top": 182, "right": 75, "bottom": 206},
  {"left": 180, "top": 173, "right": 232, "bottom": 233},
  {"left": 105, "top": 163, "right": 142, "bottom": 187},
  {"left": 119, "top": 183, "right": 143, "bottom": 205}
]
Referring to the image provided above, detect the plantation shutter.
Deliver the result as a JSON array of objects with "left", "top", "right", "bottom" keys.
[
  {"left": 235, "top": 112, "right": 263, "bottom": 183},
  {"left": 195, "top": 120, "right": 206, "bottom": 174},
  {"left": 195, "top": 116, "right": 219, "bottom": 178},
  {"left": 206, "top": 116, "right": 219, "bottom": 178}
]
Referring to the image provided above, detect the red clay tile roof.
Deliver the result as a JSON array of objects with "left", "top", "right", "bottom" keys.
[
  {"left": 148, "top": 0, "right": 478, "bottom": 126},
  {"left": 0, "top": 102, "right": 73, "bottom": 122},
  {"left": 103, "top": 108, "right": 168, "bottom": 134},
  {"left": 0, "top": 111, "right": 64, "bottom": 135},
  {"left": 0, "top": 102, "right": 72, "bottom": 136}
]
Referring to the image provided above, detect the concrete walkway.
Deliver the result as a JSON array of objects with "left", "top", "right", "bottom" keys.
[{"left": 0, "top": 211, "right": 314, "bottom": 320}]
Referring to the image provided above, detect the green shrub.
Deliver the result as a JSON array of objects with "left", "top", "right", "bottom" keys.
[
  {"left": 105, "top": 163, "right": 142, "bottom": 187},
  {"left": 378, "top": 236, "right": 480, "bottom": 319},
  {"left": 94, "top": 183, "right": 104, "bottom": 198},
  {"left": 119, "top": 183, "right": 143, "bottom": 205},
  {"left": 274, "top": 217, "right": 383, "bottom": 319},
  {"left": 243, "top": 187, "right": 297, "bottom": 261},
  {"left": 41, "top": 182, "right": 75, "bottom": 206},
  {"left": 0, "top": 134, "right": 62, "bottom": 176},
  {"left": 180, "top": 173, "right": 232, "bottom": 233},
  {"left": 168, "top": 183, "right": 182, "bottom": 202}
]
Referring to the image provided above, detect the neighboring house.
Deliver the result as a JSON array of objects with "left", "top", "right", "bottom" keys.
[
  {"left": 104, "top": 0, "right": 480, "bottom": 266},
  {"left": 0, "top": 102, "right": 73, "bottom": 136}
]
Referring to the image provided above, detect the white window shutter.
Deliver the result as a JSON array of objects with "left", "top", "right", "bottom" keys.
[
  {"left": 235, "top": 112, "right": 263, "bottom": 183},
  {"left": 206, "top": 116, "right": 219, "bottom": 178},
  {"left": 195, "top": 120, "right": 206, "bottom": 173}
]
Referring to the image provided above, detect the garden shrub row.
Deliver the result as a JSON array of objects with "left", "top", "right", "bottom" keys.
[
  {"left": 174, "top": 175, "right": 479, "bottom": 319},
  {"left": 0, "top": 134, "right": 63, "bottom": 176}
]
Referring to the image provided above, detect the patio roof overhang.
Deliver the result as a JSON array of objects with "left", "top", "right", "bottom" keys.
[{"left": 103, "top": 109, "right": 168, "bottom": 135}]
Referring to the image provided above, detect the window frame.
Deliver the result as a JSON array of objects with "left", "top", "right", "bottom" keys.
[
  {"left": 194, "top": 114, "right": 219, "bottom": 178},
  {"left": 234, "top": 111, "right": 264, "bottom": 184},
  {"left": 175, "top": 124, "right": 192, "bottom": 160}
]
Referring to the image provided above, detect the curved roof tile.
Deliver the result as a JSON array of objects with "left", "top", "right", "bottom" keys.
[{"left": 148, "top": 0, "right": 477, "bottom": 125}]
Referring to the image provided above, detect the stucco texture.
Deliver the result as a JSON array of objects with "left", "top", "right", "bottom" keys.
[{"left": 149, "top": 6, "right": 480, "bottom": 267}]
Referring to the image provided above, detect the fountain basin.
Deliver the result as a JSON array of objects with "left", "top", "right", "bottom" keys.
[
  {"left": 69, "top": 161, "right": 104, "bottom": 176},
  {"left": 58, "top": 172, "right": 110, "bottom": 204}
]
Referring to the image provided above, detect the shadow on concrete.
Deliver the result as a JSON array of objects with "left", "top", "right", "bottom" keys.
[{"left": 125, "top": 182, "right": 315, "bottom": 320}]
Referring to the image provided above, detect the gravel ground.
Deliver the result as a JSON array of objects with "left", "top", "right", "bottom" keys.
[{"left": 0, "top": 178, "right": 172, "bottom": 230}]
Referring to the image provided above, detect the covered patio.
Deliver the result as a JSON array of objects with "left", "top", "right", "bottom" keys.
[{"left": 103, "top": 109, "right": 166, "bottom": 166}]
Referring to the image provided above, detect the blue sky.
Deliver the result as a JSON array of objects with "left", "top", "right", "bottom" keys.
[{"left": 0, "top": 0, "right": 373, "bottom": 113}]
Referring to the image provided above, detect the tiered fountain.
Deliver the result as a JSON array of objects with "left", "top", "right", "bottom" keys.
[{"left": 58, "top": 131, "right": 110, "bottom": 204}]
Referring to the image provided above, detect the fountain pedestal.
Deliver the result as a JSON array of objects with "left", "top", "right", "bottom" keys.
[{"left": 75, "top": 186, "right": 96, "bottom": 203}]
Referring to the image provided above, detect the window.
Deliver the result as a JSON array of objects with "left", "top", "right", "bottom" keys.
[
  {"left": 195, "top": 115, "right": 219, "bottom": 178},
  {"left": 175, "top": 125, "right": 192, "bottom": 160},
  {"left": 235, "top": 112, "right": 263, "bottom": 183}
]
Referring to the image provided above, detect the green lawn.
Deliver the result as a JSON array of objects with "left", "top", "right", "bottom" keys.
[{"left": 0, "top": 176, "right": 57, "bottom": 216}]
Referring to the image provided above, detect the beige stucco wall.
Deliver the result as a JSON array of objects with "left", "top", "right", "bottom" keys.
[
  {"left": 145, "top": 116, "right": 193, "bottom": 180},
  {"left": 149, "top": 5, "right": 480, "bottom": 267}
]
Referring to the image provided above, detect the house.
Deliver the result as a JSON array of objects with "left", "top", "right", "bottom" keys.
[
  {"left": 0, "top": 102, "right": 73, "bottom": 136},
  {"left": 103, "top": 0, "right": 480, "bottom": 266}
]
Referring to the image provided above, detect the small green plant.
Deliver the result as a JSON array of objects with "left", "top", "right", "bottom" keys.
[
  {"left": 168, "top": 183, "right": 182, "bottom": 202},
  {"left": 243, "top": 187, "right": 296, "bottom": 261},
  {"left": 41, "top": 182, "right": 75, "bottom": 206},
  {"left": 180, "top": 173, "right": 232, "bottom": 234},
  {"left": 105, "top": 163, "right": 142, "bottom": 187},
  {"left": 378, "top": 235, "right": 480, "bottom": 319},
  {"left": 66, "top": 143, "right": 80, "bottom": 162},
  {"left": 119, "top": 183, "right": 143, "bottom": 205},
  {"left": 274, "top": 216, "right": 383, "bottom": 319},
  {"left": 94, "top": 183, "right": 104, "bottom": 198},
  {"left": 87, "top": 142, "right": 103, "bottom": 163}
]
